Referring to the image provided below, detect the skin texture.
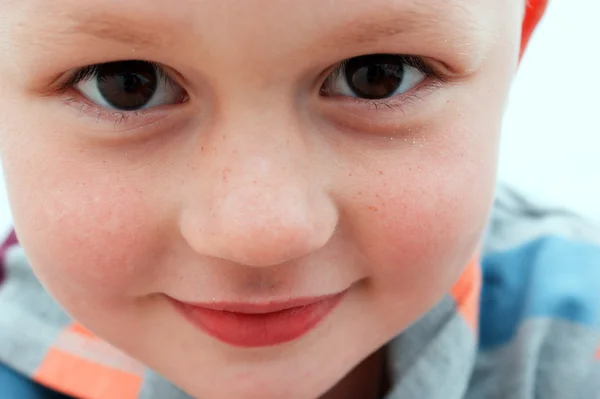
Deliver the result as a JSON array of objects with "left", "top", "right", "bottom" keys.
[{"left": 0, "top": 0, "right": 524, "bottom": 398}]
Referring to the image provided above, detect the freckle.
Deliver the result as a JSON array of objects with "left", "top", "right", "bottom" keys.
[
  {"left": 222, "top": 167, "right": 231, "bottom": 182},
  {"left": 348, "top": 173, "right": 352, "bottom": 177},
  {"left": 378, "top": 170, "right": 383, "bottom": 175},
  {"left": 201, "top": 146, "right": 205, "bottom": 152}
]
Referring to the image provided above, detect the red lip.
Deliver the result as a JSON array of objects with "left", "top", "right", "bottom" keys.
[{"left": 169, "top": 293, "right": 345, "bottom": 347}]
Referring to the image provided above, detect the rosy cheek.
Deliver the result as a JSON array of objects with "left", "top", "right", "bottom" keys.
[
  {"left": 346, "top": 129, "right": 497, "bottom": 286},
  {"left": 10, "top": 165, "right": 165, "bottom": 301}
]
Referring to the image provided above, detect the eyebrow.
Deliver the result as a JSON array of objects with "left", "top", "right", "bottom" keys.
[
  {"left": 328, "top": 3, "right": 486, "bottom": 48},
  {"left": 66, "top": 13, "right": 167, "bottom": 49},
  {"left": 64, "top": 0, "right": 482, "bottom": 47},
  {"left": 333, "top": 13, "right": 437, "bottom": 45}
]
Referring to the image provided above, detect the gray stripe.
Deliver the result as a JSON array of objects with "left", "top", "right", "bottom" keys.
[
  {"left": 580, "top": 362, "right": 600, "bottom": 399},
  {"left": 138, "top": 369, "right": 194, "bottom": 399},
  {"left": 466, "top": 318, "right": 600, "bottom": 399},
  {"left": 484, "top": 186, "right": 600, "bottom": 253},
  {"left": 0, "top": 247, "right": 71, "bottom": 376},
  {"left": 386, "top": 296, "right": 476, "bottom": 399}
]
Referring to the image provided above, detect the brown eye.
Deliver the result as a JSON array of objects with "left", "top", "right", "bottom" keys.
[
  {"left": 321, "top": 54, "right": 427, "bottom": 100},
  {"left": 96, "top": 61, "right": 157, "bottom": 110},
  {"left": 74, "top": 61, "right": 186, "bottom": 111},
  {"left": 345, "top": 55, "right": 405, "bottom": 99}
]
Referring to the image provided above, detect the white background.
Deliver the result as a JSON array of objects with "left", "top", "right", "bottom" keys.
[
  {"left": 499, "top": 0, "right": 599, "bottom": 222},
  {"left": 0, "top": 0, "right": 598, "bottom": 230}
]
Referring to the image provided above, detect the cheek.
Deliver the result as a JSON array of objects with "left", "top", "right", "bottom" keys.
[
  {"left": 4, "top": 152, "right": 167, "bottom": 303},
  {"left": 344, "top": 121, "right": 498, "bottom": 295}
]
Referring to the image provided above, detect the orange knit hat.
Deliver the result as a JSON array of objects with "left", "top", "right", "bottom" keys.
[{"left": 521, "top": 0, "right": 548, "bottom": 59}]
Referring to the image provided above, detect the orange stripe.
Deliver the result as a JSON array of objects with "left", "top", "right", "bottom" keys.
[
  {"left": 34, "top": 348, "right": 142, "bottom": 399},
  {"left": 595, "top": 346, "right": 600, "bottom": 360},
  {"left": 34, "top": 323, "right": 144, "bottom": 399},
  {"left": 450, "top": 255, "right": 482, "bottom": 332},
  {"left": 69, "top": 323, "right": 99, "bottom": 340}
]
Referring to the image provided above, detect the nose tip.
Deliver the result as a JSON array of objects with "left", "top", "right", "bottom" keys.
[
  {"left": 218, "top": 217, "right": 325, "bottom": 267},
  {"left": 180, "top": 185, "right": 337, "bottom": 268}
]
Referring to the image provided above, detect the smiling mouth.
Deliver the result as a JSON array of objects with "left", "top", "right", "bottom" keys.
[{"left": 168, "top": 292, "right": 346, "bottom": 347}]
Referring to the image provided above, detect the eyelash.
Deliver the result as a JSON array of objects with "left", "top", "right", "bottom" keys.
[
  {"left": 59, "top": 61, "right": 172, "bottom": 93},
  {"left": 328, "top": 55, "right": 433, "bottom": 84},
  {"left": 322, "top": 54, "right": 442, "bottom": 111}
]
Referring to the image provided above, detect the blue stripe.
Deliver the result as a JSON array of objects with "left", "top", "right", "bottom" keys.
[
  {"left": 479, "top": 236, "right": 600, "bottom": 350},
  {"left": 0, "top": 362, "right": 74, "bottom": 399}
]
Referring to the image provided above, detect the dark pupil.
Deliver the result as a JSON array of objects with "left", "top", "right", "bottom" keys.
[
  {"left": 344, "top": 55, "right": 404, "bottom": 100},
  {"left": 97, "top": 61, "right": 158, "bottom": 111}
]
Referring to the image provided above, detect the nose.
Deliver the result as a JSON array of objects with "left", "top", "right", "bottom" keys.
[{"left": 179, "top": 125, "right": 338, "bottom": 268}]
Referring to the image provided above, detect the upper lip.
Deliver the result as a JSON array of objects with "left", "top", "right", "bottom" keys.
[{"left": 172, "top": 293, "right": 344, "bottom": 315}]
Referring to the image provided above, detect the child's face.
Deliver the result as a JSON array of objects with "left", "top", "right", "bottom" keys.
[{"left": 0, "top": 0, "right": 522, "bottom": 397}]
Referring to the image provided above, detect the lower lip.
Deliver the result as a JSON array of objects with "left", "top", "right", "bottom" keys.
[{"left": 170, "top": 293, "right": 345, "bottom": 348}]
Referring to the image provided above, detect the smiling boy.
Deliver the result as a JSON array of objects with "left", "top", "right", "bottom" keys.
[{"left": 0, "top": 0, "right": 599, "bottom": 398}]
